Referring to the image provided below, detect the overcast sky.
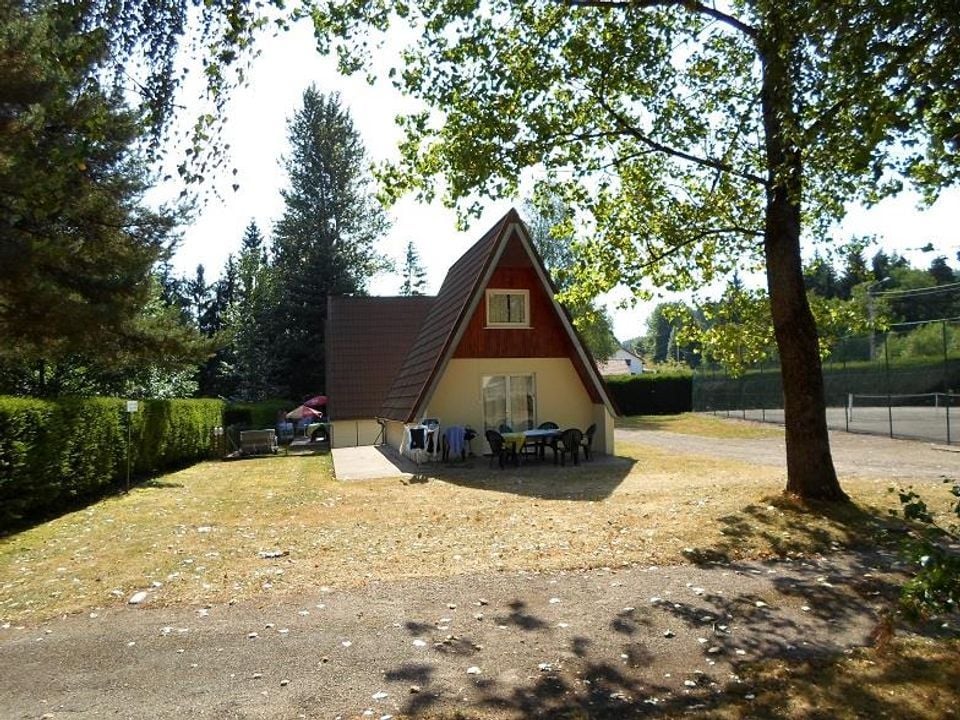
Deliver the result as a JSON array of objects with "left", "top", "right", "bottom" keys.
[{"left": 156, "top": 20, "right": 960, "bottom": 342}]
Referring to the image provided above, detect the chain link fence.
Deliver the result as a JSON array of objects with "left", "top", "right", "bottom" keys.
[{"left": 693, "top": 319, "right": 960, "bottom": 444}]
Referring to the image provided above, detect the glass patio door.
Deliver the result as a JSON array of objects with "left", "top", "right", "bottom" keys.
[{"left": 482, "top": 374, "right": 536, "bottom": 432}]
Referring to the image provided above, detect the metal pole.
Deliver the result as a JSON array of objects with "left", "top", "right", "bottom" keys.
[
  {"left": 843, "top": 336, "right": 849, "bottom": 433},
  {"left": 126, "top": 411, "right": 131, "bottom": 493},
  {"left": 884, "top": 332, "right": 893, "bottom": 439},
  {"left": 944, "top": 320, "right": 951, "bottom": 445},
  {"left": 760, "top": 359, "right": 766, "bottom": 423}
]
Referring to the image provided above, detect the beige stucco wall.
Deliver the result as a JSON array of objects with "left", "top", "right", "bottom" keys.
[
  {"left": 384, "top": 420, "right": 406, "bottom": 450},
  {"left": 419, "top": 357, "right": 613, "bottom": 455},
  {"left": 330, "top": 419, "right": 383, "bottom": 448}
]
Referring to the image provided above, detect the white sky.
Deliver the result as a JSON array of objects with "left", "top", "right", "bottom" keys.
[{"left": 157, "top": 21, "right": 960, "bottom": 342}]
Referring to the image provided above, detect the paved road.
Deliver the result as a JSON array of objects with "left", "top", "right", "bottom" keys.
[
  {"left": 618, "top": 424, "right": 960, "bottom": 481},
  {"left": 1, "top": 551, "right": 903, "bottom": 719}
]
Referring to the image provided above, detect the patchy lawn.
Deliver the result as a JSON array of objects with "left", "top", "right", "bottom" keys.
[
  {"left": 616, "top": 412, "right": 784, "bottom": 438},
  {"left": 699, "top": 637, "right": 960, "bottom": 720},
  {"left": 3, "top": 418, "right": 958, "bottom": 719},
  {"left": 3, "top": 426, "right": 953, "bottom": 625}
]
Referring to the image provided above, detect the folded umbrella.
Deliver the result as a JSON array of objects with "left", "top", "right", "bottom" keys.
[{"left": 285, "top": 404, "right": 323, "bottom": 420}]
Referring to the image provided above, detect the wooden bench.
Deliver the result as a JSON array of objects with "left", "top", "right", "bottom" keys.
[{"left": 239, "top": 429, "right": 278, "bottom": 456}]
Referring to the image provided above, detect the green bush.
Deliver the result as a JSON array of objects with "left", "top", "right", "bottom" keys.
[
  {"left": 224, "top": 399, "right": 292, "bottom": 429},
  {"left": 888, "top": 480, "right": 960, "bottom": 619},
  {"left": 0, "top": 396, "right": 224, "bottom": 528},
  {"left": 605, "top": 372, "right": 692, "bottom": 415}
]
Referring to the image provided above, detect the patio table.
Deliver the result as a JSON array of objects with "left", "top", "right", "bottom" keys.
[{"left": 501, "top": 428, "right": 561, "bottom": 463}]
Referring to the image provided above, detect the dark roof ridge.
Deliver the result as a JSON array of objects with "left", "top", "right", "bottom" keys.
[{"left": 378, "top": 209, "right": 519, "bottom": 421}]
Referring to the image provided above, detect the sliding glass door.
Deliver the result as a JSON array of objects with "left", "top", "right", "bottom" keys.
[{"left": 482, "top": 374, "right": 536, "bottom": 432}]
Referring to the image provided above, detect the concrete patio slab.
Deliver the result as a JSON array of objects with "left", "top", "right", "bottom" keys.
[{"left": 331, "top": 445, "right": 417, "bottom": 481}]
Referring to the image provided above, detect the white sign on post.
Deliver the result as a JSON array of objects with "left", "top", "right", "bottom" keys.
[{"left": 126, "top": 400, "right": 139, "bottom": 413}]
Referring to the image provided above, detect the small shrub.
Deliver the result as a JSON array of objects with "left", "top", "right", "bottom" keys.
[{"left": 888, "top": 480, "right": 960, "bottom": 618}]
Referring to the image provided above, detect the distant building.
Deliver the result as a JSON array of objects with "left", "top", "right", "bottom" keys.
[{"left": 597, "top": 347, "right": 645, "bottom": 376}]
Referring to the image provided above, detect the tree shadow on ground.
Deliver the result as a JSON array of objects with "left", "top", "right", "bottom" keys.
[
  {"left": 382, "top": 584, "right": 959, "bottom": 720},
  {"left": 683, "top": 495, "right": 902, "bottom": 566},
  {"left": 386, "top": 447, "right": 637, "bottom": 501}
]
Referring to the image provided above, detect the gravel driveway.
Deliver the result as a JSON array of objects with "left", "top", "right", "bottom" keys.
[
  {"left": 1, "top": 551, "right": 902, "bottom": 719},
  {"left": 619, "top": 423, "right": 960, "bottom": 481}
]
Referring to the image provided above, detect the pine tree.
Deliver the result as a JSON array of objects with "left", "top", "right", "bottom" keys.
[
  {"left": 0, "top": 2, "right": 182, "bottom": 368},
  {"left": 225, "top": 220, "right": 283, "bottom": 400},
  {"left": 400, "top": 241, "right": 428, "bottom": 296},
  {"left": 269, "top": 87, "right": 389, "bottom": 398}
]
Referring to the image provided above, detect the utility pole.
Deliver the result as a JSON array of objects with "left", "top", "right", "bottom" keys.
[{"left": 867, "top": 277, "right": 891, "bottom": 361}]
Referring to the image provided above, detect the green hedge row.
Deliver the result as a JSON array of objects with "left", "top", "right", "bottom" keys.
[
  {"left": 0, "top": 396, "right": 224, "bottom": 528},
  {"left": 223, "top": 399, "right": 292, "bottom": 429},
  {"left": 693, "top": 358, "right": 960, "bottom": 411},
  {"left": 605, "top": 373, "right": 693, "bottom": 416}
]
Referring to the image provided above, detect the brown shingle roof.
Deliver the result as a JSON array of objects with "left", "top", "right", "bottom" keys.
[
  {"left": 325, "top": 296, "right": 435, "bottom": 420},
  {"left": 378, "top": 210, "right": 517, "bottom": 421}
]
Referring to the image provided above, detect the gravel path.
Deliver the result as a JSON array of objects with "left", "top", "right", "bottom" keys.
[
  {"left": 1, "top": 550, "right": 903, "bottom": 719},
  {"left": 618, "top": 424, "right": 960, "bottom": 481}
]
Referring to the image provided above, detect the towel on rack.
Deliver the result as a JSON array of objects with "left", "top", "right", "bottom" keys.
[{"left": 444, "top": 425, "right": 466, "bottom": 457}]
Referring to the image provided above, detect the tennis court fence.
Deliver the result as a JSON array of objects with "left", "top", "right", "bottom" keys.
[{"left": 692, "top": 320, "right": 960, "bottom": 445}]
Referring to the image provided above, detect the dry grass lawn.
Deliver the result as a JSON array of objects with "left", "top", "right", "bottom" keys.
[
  {"left": 3, "top": 415, "right": 958, "bottom": 719},
  {"left": 616, "top": 411, "right": 783, "bottom": 438},
  {"left": 2, "top": 416, "right": 953, "bottom": 626}
]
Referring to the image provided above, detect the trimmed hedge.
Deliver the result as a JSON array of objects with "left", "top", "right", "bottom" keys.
[
  {"left": 223, "top": 399, "right": 292, "bottom": 430},
  {"left": 693, "top": 357, "right": 960, "bottom": 411},
  {"left": 0, "top": 396, "right": 224, "bottom": 528},
  {"left": 605, "top": 373, "right": 693, "bottom": 416}
]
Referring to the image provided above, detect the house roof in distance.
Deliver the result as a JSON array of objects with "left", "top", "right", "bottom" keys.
[{"left": 325, "top": 295, "right": 435, "bottom": 420}]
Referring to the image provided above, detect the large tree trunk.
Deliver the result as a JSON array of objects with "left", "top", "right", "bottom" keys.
[{"left": 760, "top": 32, "right": 847, "bottom": 502}]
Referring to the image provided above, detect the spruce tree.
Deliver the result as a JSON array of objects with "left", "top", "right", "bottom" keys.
[
  {"left": 270, "top": 87, "right": 389, "bottom": 399},
  {"left": 400, "top": 241, "right": 428, "bottom": 296}
]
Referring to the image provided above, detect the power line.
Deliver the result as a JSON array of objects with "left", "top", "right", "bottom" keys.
[{"left": 872, "top": 280, "right": 960, "bottom": 298}]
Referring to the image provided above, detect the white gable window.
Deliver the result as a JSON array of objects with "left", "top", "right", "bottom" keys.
[{"left": 486, "top": 289, "right": 529, "bottom": 328}]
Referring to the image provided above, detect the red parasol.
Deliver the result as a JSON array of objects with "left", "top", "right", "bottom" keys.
[
  {"left": 303, "top": 395, "right": 328, "bottom": 408},
  {"left": 285, "top": 404, "right": 323, "bottom": 420}
]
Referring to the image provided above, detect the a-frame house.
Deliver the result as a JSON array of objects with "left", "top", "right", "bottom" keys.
[{"left": 325, "top": 208, "right": 617, "bottom": 455}]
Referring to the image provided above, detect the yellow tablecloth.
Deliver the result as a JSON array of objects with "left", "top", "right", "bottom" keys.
[{"left": 501, "top": 432, "right": 526, "bottom": 452}]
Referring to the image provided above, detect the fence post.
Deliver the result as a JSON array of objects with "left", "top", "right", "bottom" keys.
[
  {"left": 760, "top": 360, "right": 766, "bottom": 423},
  {"left": 944, "top": 320, "right": 951, "bottom": 445},
  {"left": 884, "top": 332, "right": 893, "bottom": 439}
]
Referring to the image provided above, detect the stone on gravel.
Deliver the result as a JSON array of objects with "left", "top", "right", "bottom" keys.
[
  {"left": 257, "top": 550, "right": 288, "bottom": 559},
  {"left": 128, "top": 591, "right": 148, "bottom": 605},
  {"left": 466, "top": 666, "right": 481, "bottom": 675}
]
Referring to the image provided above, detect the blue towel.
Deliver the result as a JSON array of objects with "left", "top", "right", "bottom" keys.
[{"left": 444, "top": 425, "right": 465, "bottom": 456}]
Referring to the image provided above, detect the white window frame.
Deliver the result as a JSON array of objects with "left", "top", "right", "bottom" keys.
[{"left": 485, "top": 289, "right": 530, "bottom": 328}]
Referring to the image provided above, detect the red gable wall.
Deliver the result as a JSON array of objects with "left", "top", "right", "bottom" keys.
[
  {"left": 452, "top": 264, "right": 573, "bottom": 358},
  {"left": 451, "top": 233, "right": 601, "bottom": 402}
]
